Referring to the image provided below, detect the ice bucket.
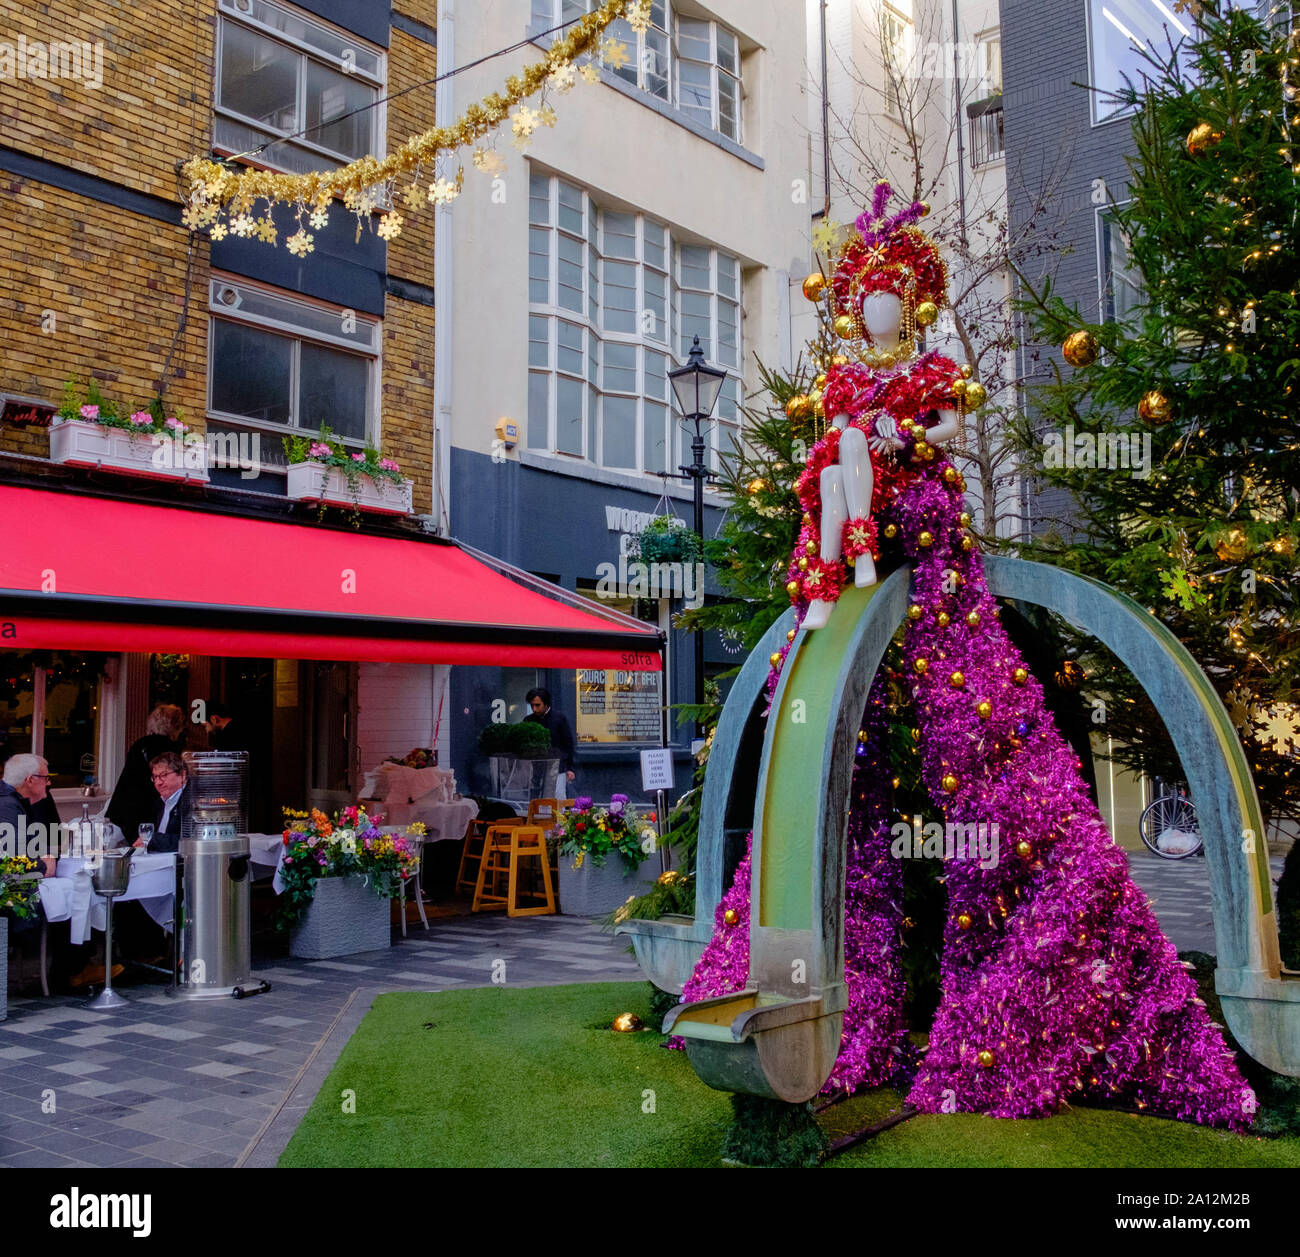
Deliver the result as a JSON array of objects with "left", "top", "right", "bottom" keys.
[{"left": 91, "top": 849, "right": 132, "bottom": 895}]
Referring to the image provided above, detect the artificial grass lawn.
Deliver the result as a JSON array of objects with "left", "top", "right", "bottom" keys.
[{"left": 279, "top": 982, "right": 1300, "bottom": 1169}]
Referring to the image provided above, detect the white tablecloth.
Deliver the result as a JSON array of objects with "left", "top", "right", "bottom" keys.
[
  {"left": 37, "top": 853, "right": 177, "bottom": 944},
  {"left": 370, "top": 798, "right": 478, "bottom": 837}
]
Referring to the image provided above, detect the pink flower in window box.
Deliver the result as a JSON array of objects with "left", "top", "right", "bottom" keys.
[{"left": 80, "top": 404, "right": 99, "bottom": 420}]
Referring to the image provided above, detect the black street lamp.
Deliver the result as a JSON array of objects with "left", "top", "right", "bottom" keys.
[{"left": 667, "top": 335, "right": 727, "bottom": 737}]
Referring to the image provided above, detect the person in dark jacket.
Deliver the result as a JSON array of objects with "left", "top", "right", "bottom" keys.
[
  {"left": 106, "top": 704, "right": 184, "bottom": 842},
  {"left": 142, "top": 752, "right": 191, "bottom": 854},
  {"left": 524, "top": 688, "right": 576, "bottom": 790}
]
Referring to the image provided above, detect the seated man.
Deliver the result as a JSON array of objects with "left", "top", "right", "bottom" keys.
[
  {"left": 0, "top": 753, "right": 55, "bottom": 875},
  {"left": 142, "top": 752, "right": 191, "bottom": 853}
]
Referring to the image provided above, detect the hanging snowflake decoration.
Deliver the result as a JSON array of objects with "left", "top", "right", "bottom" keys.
[
  {"left": 402, "top": 181, "right": 427, "bottom": 212},
  {"left": 627, "top": 0, "right": 652, "bottom": 35},
  {"left": 512, "top": 105, "right": 540, "bottom": 139},
  {"left": 427, "top": 174, "right": 462, "bottom": 205},
  {"left": 286, "top": 229, "right": 315, "bottom": 257},
  {"left": 229, "top": 213, "right": 256, "bottom": 238},
  {"left": 254, "top": 216, "right": 277, "bottom": 244},
  {"left": 377, "top": 211, "right": 404, "bottom": 240},
  {"left": 548, "top": 62, "right": 576, "bottom": 93},
  {"left": 472, "top": 147, "right": 507, "bottom": 175},
  {"left": 580, "top": 61, "right": 602, "bottom": 85},
  {"left": 309, "top": 205, "right": 330, "bottom": 230},
  {"left": 209, "top": 221, "right": 228, "bottom": 241},
  {"left": 601, "top": 37, "right": 631, "bottom": 71},
  {"left": 812, "top": 217, "right": 844, "bottom": 255}
]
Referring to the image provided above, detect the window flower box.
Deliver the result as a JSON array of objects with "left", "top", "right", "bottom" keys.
[
  {"left": 286, "top": 460, "right": 413, "bottom": 516},
  {"left": 48, "top": 417, "right": 209, "bottom": 483}
]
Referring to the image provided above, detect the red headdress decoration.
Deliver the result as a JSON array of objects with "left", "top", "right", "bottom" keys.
[{"left": 831, "top": 181, "right": 948, "bottom": 334}]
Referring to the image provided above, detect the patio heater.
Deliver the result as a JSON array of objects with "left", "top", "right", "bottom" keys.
[{"left": 174, "top": 751, "right": 269, "bottom": 1000}]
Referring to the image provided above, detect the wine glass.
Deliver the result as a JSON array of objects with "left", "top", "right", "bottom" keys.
[{"left": 136, "top": 823, "right": 155, "bottom": 852}]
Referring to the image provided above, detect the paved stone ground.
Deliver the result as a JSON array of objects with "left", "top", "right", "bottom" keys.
[
  {"left": 0, "top": 847, "right": 1286, "bottom": 1169},
  {"left": 0, "top": 912, "right": 643, "bottom": 1169}
]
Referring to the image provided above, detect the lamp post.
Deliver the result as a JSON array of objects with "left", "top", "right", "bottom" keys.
[{"left": 668, "top": 335, "right": 727, "bottom": 737}]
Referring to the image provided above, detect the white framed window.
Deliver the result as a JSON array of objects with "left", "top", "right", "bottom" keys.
[
  {"left": 881, "top": 7, "right": 910, "bottom": 119},
  {"left": 1096, "top": 205, "right": 1144, "bottom": 325},
  {"left": 528, "top": 172, "right": 742, "bottom": 475},
  {"left": 534, "top": 2, "right": 741, "bottom": 140},
  {"left": 214, "top": 0, "right": 385, "bottom": 175},
  {"left": 976, "top": 30, "right": 1002, "bottom": 95},
  {"left": 207, "top": 276, "right": 381, "bottom": 467}
]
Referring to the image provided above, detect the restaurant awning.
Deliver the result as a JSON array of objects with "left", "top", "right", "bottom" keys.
[{"left": 0, "top": 484, "right": 662, "bottom": 670}]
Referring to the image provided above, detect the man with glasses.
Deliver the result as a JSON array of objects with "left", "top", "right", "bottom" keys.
[
  {"left": 142, "top": 753, "right": 191, "bottom": 854},
  {"left": 0, "top": 753, "right": 55, "bottom": 875}
]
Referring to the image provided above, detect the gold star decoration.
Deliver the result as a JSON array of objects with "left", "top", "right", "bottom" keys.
[
  {"left": 548, "top": 63, "right": 577, "bottom": 93},
  {"left": 473, "top": 147, "right": 506, "bottom": 175},
  {"left": 377, "top": 212, "right": 403, "bottom": 240},
  {"left": 602, "top": 37, "right": 630, "bottom": 71},
  {"left": 849, "top": 525, "right": 870, "bottom": 548},
  {"left": 402, "top": 182, "right": 426, "bottom": 212},
  {"left": 512, "top": 105, "right": 539, "bottom": 138},
  {"left": 229, "top": 213, "right": 255, "bottom": 237},
  {"left": 580, "top": 61, "right": 602, "bottom": 85},
  {"left": 254, "top": 216, "right": 277, "bottom": 244},
  {"left": 864, "top": 243, "right": 888, "bottom": 267},
  {"left": 627, "top": 0, "right": 652, "bottom": 34},
  {"left": 286, "top": 229, "right": 314, "bottom": 257},
  {"left": 812, "top": 217, "right": 843, "bottom": 255},
  {"left": 805, "top": 568, "right": 824, "bottom": 588}
]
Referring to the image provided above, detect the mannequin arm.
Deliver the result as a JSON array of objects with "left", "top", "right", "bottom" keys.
[{"left": 925, "top": 407, "right": 963, "bottom": 447}]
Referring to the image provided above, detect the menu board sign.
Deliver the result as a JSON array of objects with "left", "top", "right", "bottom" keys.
[{"left": 576, "top": 668, "right": 662, "bottom": 744}]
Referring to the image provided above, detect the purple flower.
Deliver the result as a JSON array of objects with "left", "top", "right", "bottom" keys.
[{"left": 573, "top": 796, "right": 593, "bottom": 812}]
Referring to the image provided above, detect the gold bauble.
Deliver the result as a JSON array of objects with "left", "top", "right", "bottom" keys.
[
  {"left": 1055, "top": 659, "right": 1086, "bottom": 690},
  {"left": 834, "top": 314, "right": 857, "bottom": 340},
  {"left": 1137, "top": 390, "right": 1173, "bottom": 425},
  {"left": 942, "top": 773, "right": 959, "bottom": 793},
  {"left": 878, "top": 350, "right": 897, "bottom": 368},
  {"left": 657, "top": 869, "right": 683, "bottom": 885},
  {"left": 612, "top": 1012, "right": 644, "bottom": 1032},
  {"left": 942, "top": 466, "right": 959, "bottom": 484},
  {"left": 949, "top": 671, "right": 966, "bottom": 689},
  {"left": 960, "top": 364, "right": 974, "bottom": 379},
  {"left": 1214, "top": 527, "right": 1250, "bottom": 563},
  {"left": 914, "top": 441, "right": 932, "bottom": 459},
  {"left": 958, "top": 512, "right": 972, "bottom": 528},
  {"left": 804, "top": 540, "right": 817, "bottom": 556},
  {"left": 1062, "top": 331, "right": 1100, "bottom": 368},
  {"left": 1186, "top": 121, "right": 1223, "bottom": 156},
  {"left": 975, "top": 700, "right": 993, "bottom": 720},
  {"left": 977, "top": 1049, "right": 995, "bottom": 1068},
  {"left": 798, "top": 557, "right": 809, "bottom": 571},
  {"left": 891, "top": 776, "right": 901, "bottom": 790},
  {"left": 723, "top": 908, "right": 739, "bottom": 926},
  {"left": 914, "top": 657, "right": 929, "bottom": 675},
  {"left": 923, "top": 447, "right": 936, "bottom": 461},
  {"left": 910, "top": 728, "right": 921, "bottom": 744},
  {"left": 857, "top": 729, "right": 869, "bottom": 743},
  {"left": 918, "top": 531, "right": 934, "bottom": 547},
  {"left": 1015, "top": 840, "right": 1033, "bottom": 859},
  {"left": 786, "top": 394, "right": 813, "bottom": 421},
  {"left": 915, "top": 300, "right": 940, "bottom": 328},
  {"left": 907, "top": 604, "right": 924, "bottom": 621},
  {"left": 815, "top": 372, "right": 828, "bottom": 389},
  {"left": 963, "top": 381, "right": 988, "bottom": 408},
  {"left": 802, "top": 513, "right": 813, "bottom": 527},
  {"left": 951, "top": 378, "right": 968, "bottom": 398},
  {"left": 957, "top": 913, "right": 973, "bottom": 931},
  {"left": 802, "top": 272, "right": 827, "bottom": 302},
  {"left": 786, "top": 628, "right": 797, "bottom": 643},
  {"left": 786, "top": 580, "right": 800, "bottom": 597},
  {"left": 747, "top": 478, "right": 767, "bottom": 495},
  {"left": 966, "top": 611, "right": 981, "bottom": 628},
  {"left": 1012, "top": 667, "right": 1029, "bottom": 685},
  {"left": 770, "top": 652, "right": 784, "bottom": 668},
  {"left": 883, "top": 523, "right": 898, "bottom": 539},
  {"left": 919, "top": 201, "right": 931, "bottom": 216},
  {"left": 961, "top": 535, "right": 974, "bottom": 551},
  {"left": 937, "top": 612, "right": 951, "bottom": 628}
]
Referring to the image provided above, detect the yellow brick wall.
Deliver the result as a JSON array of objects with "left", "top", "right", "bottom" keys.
[
  {"left": 0, "top": 0, "right": 214, "bottom": 201},
  {"left": 1, "top": 1, "right": 441, "bottom": 512},
  {"left": 0, "top": 178, "right": 209, "bottom": 455}
]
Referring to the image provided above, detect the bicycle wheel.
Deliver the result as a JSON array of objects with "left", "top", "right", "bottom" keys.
[{"left": 1139, "top": 794, "right": 1202, "bottom": 859}]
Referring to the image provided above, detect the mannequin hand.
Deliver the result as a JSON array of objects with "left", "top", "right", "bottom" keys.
[{"left": 869, "top": 414, "right": 905, "bottom": 453}]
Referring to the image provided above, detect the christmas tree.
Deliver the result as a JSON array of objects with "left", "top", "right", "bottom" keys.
[{"left": 1010, "top": 5, "right": 1300, "bottom": 905}]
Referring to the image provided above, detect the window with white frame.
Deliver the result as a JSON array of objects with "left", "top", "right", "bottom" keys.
[
  {"left": 527, "top": 172, "right": 742, "bottom": 476},
  {"left": 207, "top": 277, "right": 381, "bottom": 467},
  {"left": 976, "top": 31, "right": 1002, "bottom": 95},
  {"left": 214, "top": 0, "right": 384, "bottom": 175},
  {"left": 533, "top": 2, "right": 741, "bottom": 141},
  {"left": 881, "top": 7, "right": 909, "bottom": 119},
  {"left": 1098, "top": 207, "right": 1145, "bottom": 325}
]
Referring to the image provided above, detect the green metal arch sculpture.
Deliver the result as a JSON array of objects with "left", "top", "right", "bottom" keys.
[{"left": 628, "top": 557, "right": 1298, "bottom": 1100}]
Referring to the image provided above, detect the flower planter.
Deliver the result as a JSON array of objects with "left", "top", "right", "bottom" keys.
[
  {"left": 1, "top": 917, "right": 8, "bottom": 1022},
  {"left": 48, "top": 418, "right": 209, "bottom": 482},
  {"left": 289, "top": 873, "right": 391, "bottom": 959},
  {"left": 559, "top": 856, "right": 656, "bottom": 917},
  {"left": 488, "top": 755, "right": 563, "bottom": 803},
  {"left": 286, "top": 461, "right": 413, "bottom": 516}
]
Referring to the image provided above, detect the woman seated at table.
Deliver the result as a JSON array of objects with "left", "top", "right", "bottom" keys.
[{"left": 139, "top": 753, "right": 191, "bottom": 854}]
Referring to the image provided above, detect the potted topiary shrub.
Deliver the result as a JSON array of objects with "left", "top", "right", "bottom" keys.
[{"left": 478, "top": 721, "right": 561, "bottom": 801}]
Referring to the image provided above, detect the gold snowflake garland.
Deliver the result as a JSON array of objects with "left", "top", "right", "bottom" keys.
[{"left": 180, "top": 0, "right": 634, "bottom": 252}]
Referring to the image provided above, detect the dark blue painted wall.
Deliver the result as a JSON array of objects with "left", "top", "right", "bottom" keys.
[{"left": 448, "top": 445, "right": 735, "bottom": 807}]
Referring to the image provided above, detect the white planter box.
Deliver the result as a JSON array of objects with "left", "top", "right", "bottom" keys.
[
  {"left": 286, "top": 461, "right": 413, "bottom": 516},
  {"left": 48, "top": 418, "right": 209, "bottom": 482},
  {"left": 559, "top": 855, "right": 657, "bottom": 917},
  {"left": 289, "top": 873, "right": 392, "bottom": 959}
]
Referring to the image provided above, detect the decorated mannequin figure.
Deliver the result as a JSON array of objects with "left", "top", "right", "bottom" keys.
[{"left": 791, "top": 183, "right": 971, "bottom": 630}]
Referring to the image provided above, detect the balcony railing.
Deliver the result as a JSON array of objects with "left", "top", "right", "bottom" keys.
[{"left": 967, "top": 94, "right": 1005, "bottom": 167}]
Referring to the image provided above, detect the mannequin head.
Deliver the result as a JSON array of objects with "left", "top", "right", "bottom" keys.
[{"left": 860, "top": 290, "right": 903, "bottom": 347}]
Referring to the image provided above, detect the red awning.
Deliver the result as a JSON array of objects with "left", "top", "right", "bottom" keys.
[{"left": 0, "top": 485, "right": 661, "bottom": 670}]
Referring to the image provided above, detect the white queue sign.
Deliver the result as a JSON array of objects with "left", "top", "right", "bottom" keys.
[{"left": 639, "top": 748, "right": 675, "bottom": 793}]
